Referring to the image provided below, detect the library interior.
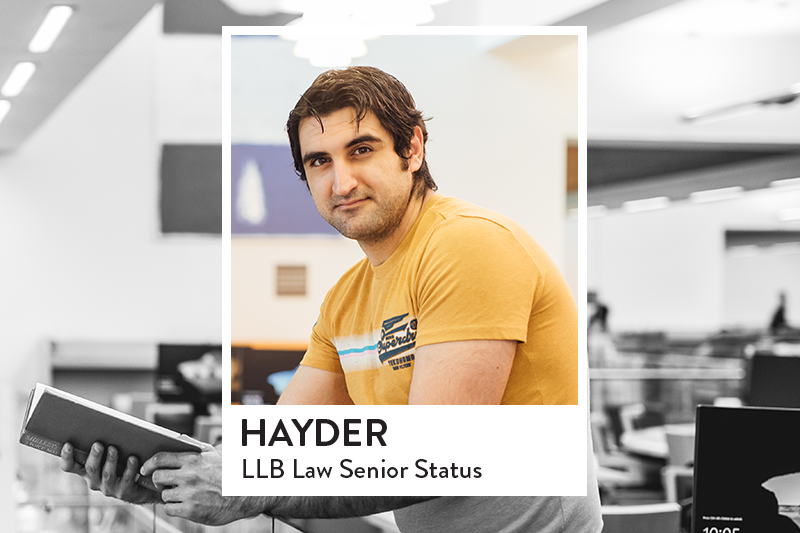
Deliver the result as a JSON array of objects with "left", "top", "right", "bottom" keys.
[{"left": 2, "top": 1, "right": 800, "bottom": 533}]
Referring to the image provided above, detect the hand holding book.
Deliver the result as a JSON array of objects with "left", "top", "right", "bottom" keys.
[
  {"left": 20, "top": 383, "right": 206, "bottom": 494},
  {"left": 60, "top": 441, "right": 162, "bottom": 505},
  {"left": 22, "top": 383, "right": 394, "bottom": 532}
]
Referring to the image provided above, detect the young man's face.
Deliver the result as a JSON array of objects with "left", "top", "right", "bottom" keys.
[{"left": 298, "top": 107, "right": 419, "bottom": 244}]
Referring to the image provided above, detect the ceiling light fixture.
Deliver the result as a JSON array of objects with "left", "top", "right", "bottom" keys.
[
  {"left": 280, "top": 29, "right": 375, "bottom": 68},
  {"left": 0, "top": 100, "right": 10, "bottom": 125},
  {"left": 682, "top": 83, "right": 800, "bottom": 125},
  {"left": 281, "top": 0, "right": 447, "bottom": 25},
  {"left": 29, "top": 5, "right": 74, "bottom": 53},
  {"left": 219, "top": 0, "right": 284, "bottom": 15},
  {"left": 1, "top": 62, "right": 37, "bottom": 97},
  {"left": 777, "top": 207, "right": 800, "bottom": 222},
  {"left": 688, "top": 186, "right": 744, "bottom": 204},
  {"left": 770, "top": 177, "right": 800, "bottom": 190},
  {"left": 281, "top": 0, "right": 448, "bottom": 67},
  {"left": 621, "top": 196, "right": 670, "bottom": 213}
]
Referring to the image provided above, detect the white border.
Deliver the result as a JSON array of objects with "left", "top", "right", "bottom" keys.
[{"left": 222, "top": 25, "right": 588, "bottom": 496}]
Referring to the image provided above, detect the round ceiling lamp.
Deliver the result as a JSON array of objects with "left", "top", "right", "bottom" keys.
[{"left": 279, "top": 0, "right": 450, "bottom": 67}]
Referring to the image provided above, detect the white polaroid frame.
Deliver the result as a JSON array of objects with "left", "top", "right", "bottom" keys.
[{"left": 222, "top": 25, "right": 588, "bottom": 497}]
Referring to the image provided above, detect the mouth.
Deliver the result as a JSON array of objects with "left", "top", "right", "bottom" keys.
[{"left": 335, "top": 198, "right": 368, "bottom": 210}]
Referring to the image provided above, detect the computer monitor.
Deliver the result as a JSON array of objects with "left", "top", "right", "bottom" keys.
[
  {"left": 692, "top": 405, "right": 800, "bottom": 532},
  {"left": 231, "top": 346, "right": 305, "bottom": 405},
  {"left": 747, "top": 354, "right": 800, "bottom": 408}
]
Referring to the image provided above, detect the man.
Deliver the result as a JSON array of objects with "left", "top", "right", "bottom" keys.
[
  {"left": 61, "top": 66, "right": 602, "bottom": 532},
  {"left": 769, "top": 291, "right": 788, "bottom": 335}
]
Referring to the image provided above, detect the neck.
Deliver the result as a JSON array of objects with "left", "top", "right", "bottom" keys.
[{"left": 360, "top": 189, "right": 434, "bottom": 266}]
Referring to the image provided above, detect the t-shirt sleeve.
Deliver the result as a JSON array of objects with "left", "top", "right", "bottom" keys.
[
  {"left": 414, "top": 216, "right": 538, "bottom": 348},
  {"left": 299, "top": 315, "right": 344, "bottom": 374}
]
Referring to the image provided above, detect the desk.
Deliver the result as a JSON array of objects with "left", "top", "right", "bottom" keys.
[
  {"left": 620, "top": 423, "right": 695, "bottom": 461},
  {"left": 620, "top": 423, "right": 696, "bottom": 502},
  {"left": 589, "top": 353, "right": 746, "bottom": 424}
]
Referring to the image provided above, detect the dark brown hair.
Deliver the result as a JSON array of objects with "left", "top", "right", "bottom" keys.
[{"left": 286, "top": 66, "right": 436, "bottom": 196}]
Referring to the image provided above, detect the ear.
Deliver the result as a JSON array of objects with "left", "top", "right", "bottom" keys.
[{"left": 407, "top": 126, "right": 425, "bottom": 173}]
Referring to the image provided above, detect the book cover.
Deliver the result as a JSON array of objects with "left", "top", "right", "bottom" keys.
[{"left": 20, "top": 383, "right": 204, "bottom": 491}]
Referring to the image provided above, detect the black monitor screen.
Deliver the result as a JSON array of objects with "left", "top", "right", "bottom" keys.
[
  {"left": 747, "top": 355, "right": 800, "bottom": 408},
  {"left": 693, "top": 405, "right": 800, "bottom": 533},
  {"left": 156, "top": 343, "right": 223, "bottom": 408},
  {"left": 231, "top": 346, "right": 305, "bottom": 405}
]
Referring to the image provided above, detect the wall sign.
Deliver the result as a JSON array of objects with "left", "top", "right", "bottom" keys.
[{"left": 231, "top": 144, "right": 340, "bottom": 237}]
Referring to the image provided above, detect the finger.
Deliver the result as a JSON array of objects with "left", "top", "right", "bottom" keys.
[
  {"left": 60, "top": 443, "right": 83, "bottom": 474},
  {"left": 84, "top": 443, "right": 105, "bottom": 485},
  {"left": 119, "top": 455, "right": 139, "bottom": 492},
  {"left": 140, "top": 452, "right": 189, "bottom": 476},
  {"left": 151, "top": 468, "right": 178, "bottom": 489},
  {"left": 178, "top": 434, "right": 212, "bottom": 451},
  {"left": 163, "top": 502, "right": 185, "bottom": 519},
  {"left": 161, "top": 487, "right": 179, "bottom": 504},
  {"left": 101, "top": 446, "right": 119, "bottom": 490}
]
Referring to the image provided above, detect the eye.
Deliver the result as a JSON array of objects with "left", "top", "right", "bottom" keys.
[
  {"left": 308, "top": 157, "right": 330, "bottom": 168},
  {"left": 352, "top": 146, "right": 372, "bottom": 156}
]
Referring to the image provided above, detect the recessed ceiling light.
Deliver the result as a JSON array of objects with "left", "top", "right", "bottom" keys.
[
  {"left": 1, "top": 62, "right": 36, "bottom": 97},
  {"left": 29, "top": 5, "right": 74, "bottom": 53},
  {"left": 0, "top": 100, "right": 10, "bottom": 124},
  {"left": 280, "top": 1, "right": 448, "bottom": 66},
  {"left": 688, "top": 186, "right": 744, "bottom": 204},
  {"left": 770, "top": 177, "right": 800, "bottom": 190},
  {"left": 777, "top": 207, "right": 800, "bottom": 222},
  {"left": 621, "top": 196, "right": 670, "bottom": 213}
]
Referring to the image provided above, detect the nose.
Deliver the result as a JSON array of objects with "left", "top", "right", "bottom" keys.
[{"left": 332, "top": 161, "right": 358, "bottom": 197}]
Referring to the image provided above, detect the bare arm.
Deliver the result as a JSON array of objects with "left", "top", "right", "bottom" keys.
[
  {"left": 277, "top": 364, "right": 354, "bottom": 405},
  {"left": 408, "top": 339, "right": 516, "bottom": 404},
  {"left": 143, "top": 450, "right": 433, "bottom": 525},
  {"left": 262, "top": 496, "right": 435, "bottom": 520},
  {"left": 60, "top": 441, "right": 430, "bottom": 525}
]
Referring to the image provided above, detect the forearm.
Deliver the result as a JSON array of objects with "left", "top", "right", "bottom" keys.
[
  {"left": 145, "top": 447, "right": 436, "bottom": 526},
  {"left": 262, "top": 496, "right": 437, "bottom": 519},
  {"left": 162, "top": 494, "right": 437, "bottom": 525},
  {"left": 278, "top": 365, "right": 354, "bottom": 405}
]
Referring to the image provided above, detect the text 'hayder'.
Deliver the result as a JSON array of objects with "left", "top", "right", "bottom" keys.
[{"left": 242, "top": 418, "right": 388, "bottom": 447}]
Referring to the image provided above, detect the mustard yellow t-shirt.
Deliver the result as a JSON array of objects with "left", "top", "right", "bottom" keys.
[{"left": 301, "top": 195, "right": 578, "bottom": 405}]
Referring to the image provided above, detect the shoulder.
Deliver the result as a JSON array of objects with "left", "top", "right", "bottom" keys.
[
  {"left": 426, "top": 196, "right": 521, "bottom": 239},
  {"left": 422, "top": 196, "right": 537, "bottom": 260},
  {"left": 427, "top": 196, "right": 517, "bottom": 227}
]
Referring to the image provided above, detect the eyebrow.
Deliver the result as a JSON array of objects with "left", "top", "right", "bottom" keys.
[
  {"left": 302, "top": 151, "right": 328, "bottom": 167},
  {"left": 302, "top": 134, "right": 385, "bottom": 167},
  {"left": 346, "top": 134, "right": 384, "bottom": 149}
]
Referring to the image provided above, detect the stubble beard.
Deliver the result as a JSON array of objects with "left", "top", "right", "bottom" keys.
[{"left": 324, "top": 182, "right": 415, "bottom": 245}]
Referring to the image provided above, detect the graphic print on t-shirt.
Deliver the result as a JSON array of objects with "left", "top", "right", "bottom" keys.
[{"left": 335, "top": 313, "right": 417, "bottom": 373}]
